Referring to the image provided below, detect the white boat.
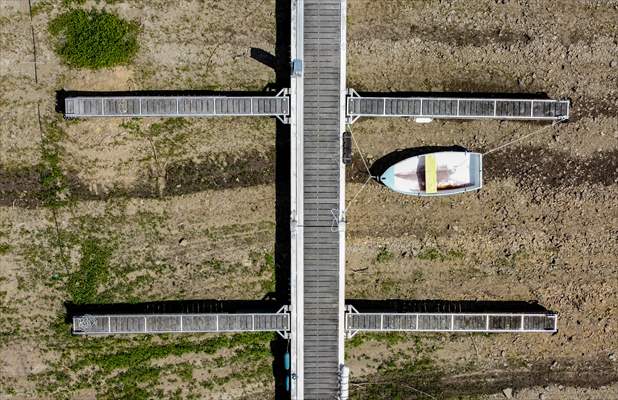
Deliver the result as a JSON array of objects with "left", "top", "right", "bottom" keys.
[{"left": 379, "top": 151, "right": 482, "bottom": 196}]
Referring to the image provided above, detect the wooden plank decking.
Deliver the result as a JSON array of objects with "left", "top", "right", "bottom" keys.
[
  {"left": 302, "top": 0, "right": 345, "bottom": 398},
  {"left": 64, "top": 95, "right": 289, "bottom": 118},
  {"left": 346, "top": 313, "right": 558, "bottom": 333},
  {"left": 72, "top": 313, "right": 289, "bottom": 335},
  {"left": 347, "top": 95, "right": 570, "bottom": 121}
]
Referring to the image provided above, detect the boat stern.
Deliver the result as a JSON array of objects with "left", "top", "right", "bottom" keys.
[{"left": 469, "top": 152, "right": 483, "bottom": 191}]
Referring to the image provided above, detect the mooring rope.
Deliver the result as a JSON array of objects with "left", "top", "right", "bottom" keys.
[
  {"left": 483, "top": 119, "right": 565, "bottom": 156},
  {"left": 349, "top": 125, "right": 375, "bottom": 179},
  {"left": 336, "top": 118, "right": 564, "bottom": 227},
  {"left": 330, "top": 208, "right": 340, "bottom": 233},
  {"left": 330, "top": 126, "right": 377, "bottom": 231},
  {"left": 344, "top": 175, "right": 373, "bottom": 211}
]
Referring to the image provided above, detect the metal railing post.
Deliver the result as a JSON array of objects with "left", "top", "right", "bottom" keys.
[
  {"left": 530, "top": 101, "right": 535, "bottom": 117},
  {"left": 520, "top": 315, "right": 525, "bottom": 331}
]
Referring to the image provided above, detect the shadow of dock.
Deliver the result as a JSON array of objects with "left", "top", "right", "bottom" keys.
[{"left": 64, "top": 299, "right": 287, "bottom": 323}]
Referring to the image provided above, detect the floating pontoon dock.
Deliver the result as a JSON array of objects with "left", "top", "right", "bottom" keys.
[{"left": 64, "top": 1, "right": 567, "bottom": 399}]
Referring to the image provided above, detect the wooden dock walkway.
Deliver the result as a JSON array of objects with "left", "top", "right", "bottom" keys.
[
  {"left": 72, "top": 312, "right": 289, "bottom": 335},
  {"left": 346, "top": 311, "right": 557, "bottom": 334},
  {"left": 64, "top": 93, "right": 289, "bottom": 119},
  {"left": 346, "top": 91, "right": 569, "bottom": 122},
  {"left": 300, "top": 0, "right": 346, "bottom": 398}
]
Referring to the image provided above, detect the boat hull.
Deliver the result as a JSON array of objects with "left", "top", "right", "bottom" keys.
[{"left": 380, "top": 151, "right": 482, "bottom": 196}]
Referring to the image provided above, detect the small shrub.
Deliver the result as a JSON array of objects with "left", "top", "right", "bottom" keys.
[
  {"left": 375, "top": 246, "right": 394, "bottom": 263},
  {"left": 261, "top": 252, "right": 275, "bottom": 273},
  {"left": 417, "top": 247, "right": 442, "bottom": 261},
  {"left": 49, "top": 9, "right": 139, "bottom": 69},
  {"left": 0, "top": 243, "right": 10, "bottom": 255}
]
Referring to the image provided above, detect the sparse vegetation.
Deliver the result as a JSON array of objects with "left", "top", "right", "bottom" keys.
[
  {"left": 62, "top": 0, "right": 87, "bottom": 6},
  {"left": 121, "top": 118, "right": 191, "bottom": 196},
  {"left": 347, "top": 332, "right": 417, "bottom": 349},
  {"left": 349, "top": 357, "right": 439, "bottom": 400},
  {"left": 30, "top": 1, "right": 53, "bottom": 16},
  {"left": 49, "top": 10, "right": 139, "bottom": 69},
  {"left": 0, "top": 242, "right": 10, "bottom": 255},
  {"left": 375, "top": 246, "right": 394, "bottom": 263},
  {"left": 34, "top": 331, "right": 275, "bottom": 398},
  {"left": 253, "top": 250, "right": 276, "bottom": 294},
  {"left": 417, "top": 247, "right": 464, "bottom": 262},
  {"left": 39, "top": 123, "right": 70, "bottom": 208},
  {"left": 67, "top": 237, "right": 116, "bottom": 304}
]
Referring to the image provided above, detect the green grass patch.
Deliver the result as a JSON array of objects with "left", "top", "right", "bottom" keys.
[
  {"left": 252, "top": 250, "right": 276, "bottom": 293},
  {"left": 31, "top": 1, "right": 53, "bottom": 16},
  {"left": 260, "top": 252, "right": 275, "bottom": 274},
  {"left": 67, "top": 237, "right": 116, "bottom": 304},
  {"left": 417, "top": 247, "right": 465, "bottom": 262},
  {"left": 62, "top": 0, "right": 86, "bottom": 6},
  {"left": 375, "top": 246, "right": 394, "bottom": 263},
  {"left": 62, "top": 333, "right": 273, "bottom": 398},
  {"left": 0, "top": 290, "right": 20, "bottom": 346},
  {"left": 260, "top": 252, "right": 276, "bottom": 293},
  {"left": 20, "top": 200, "right": 173, "bottom": 301},
  {"left": 39, "top": 123, "right": 70, "bottom": 208},
  {"left": 49, "top": 9, "right": 139, "bottom": 69},
  {"left": 200, "top": 258, "right": 245, "bottom": 276},
  {"left": 0, "top": 243, "right": 10, "bottom": 255}
]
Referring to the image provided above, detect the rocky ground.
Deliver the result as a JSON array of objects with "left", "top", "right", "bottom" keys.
[{"left": 0, "top": 0, "right": 617, "bottom": 399}]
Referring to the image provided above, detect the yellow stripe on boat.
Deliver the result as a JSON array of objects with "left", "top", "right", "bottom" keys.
[{"left": 425, "top": 154, "right": 438, "bottom": 193}]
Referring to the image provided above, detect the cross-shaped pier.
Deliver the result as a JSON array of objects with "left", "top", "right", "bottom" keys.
[{"left": 65, "top": 1, "right": 568, "bottom": 399}]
